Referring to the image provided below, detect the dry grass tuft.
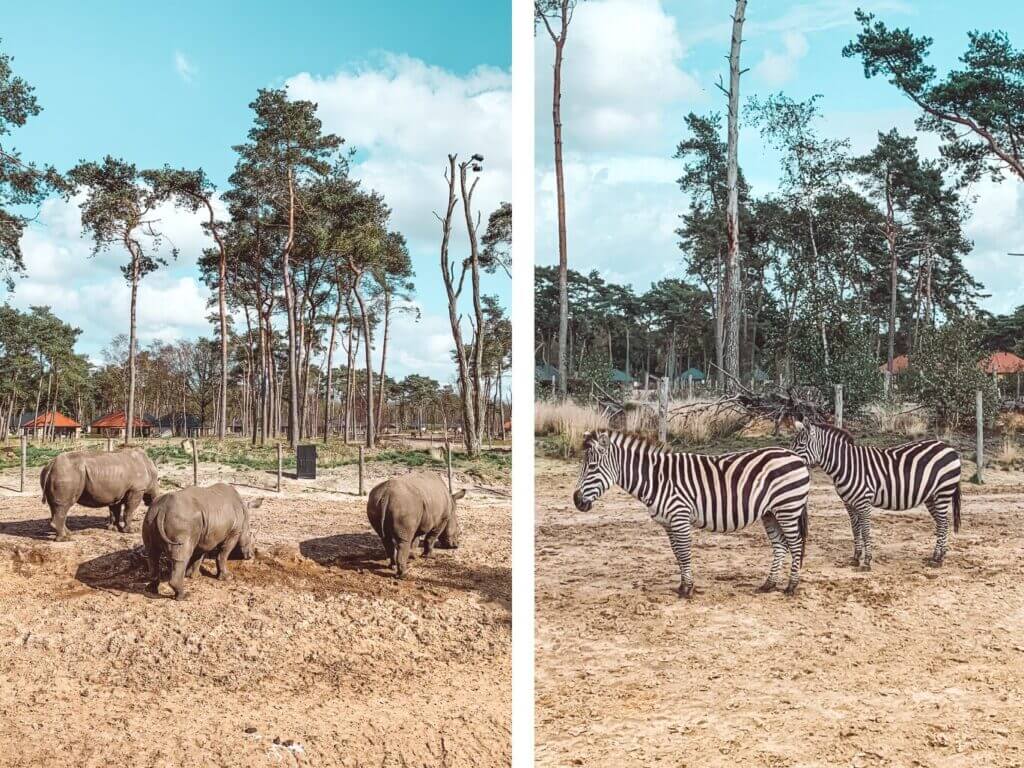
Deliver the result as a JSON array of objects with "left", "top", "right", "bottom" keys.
[
  {"left": 861, "top": 402, "right": 929, "bottom": 438},
  {"left": 534, "top": 400, "right": 609, "bottom": 451},
  {"left": 624, "top": 397, "right": 748, "bottom": 444},
  {"left": 996, "top": 437, "right": 1022, "bottom": 466}
]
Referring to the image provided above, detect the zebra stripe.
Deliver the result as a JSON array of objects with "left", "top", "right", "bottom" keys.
[
  {"left": 791, "top": 420, "right": 962, "bottom": 569},
  {"left": 573, "top": 430, "right": 811, "bottom": 597}
]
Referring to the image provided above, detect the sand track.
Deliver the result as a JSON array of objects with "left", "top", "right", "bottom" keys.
[
  {"left": 535, "top": 456, "right": 1024, "bottom": 767},
  {"left": 0, "top": 480, "right": 510, "bottom": 767}
]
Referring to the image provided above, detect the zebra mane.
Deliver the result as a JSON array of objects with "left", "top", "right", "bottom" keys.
[
  {"left": 815, "top": 422, "right": 855, "bottom": 442},
  {"left": 604, "top": 430, "right": 669, "bottom": 453}
]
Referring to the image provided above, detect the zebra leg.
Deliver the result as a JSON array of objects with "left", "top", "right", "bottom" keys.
[
  {"left": 925, "top": 496, "right": 950, "bottom": 566},
  {"left": 757, "top": 515, "right": 787, "bottom": 593},
  {"left": 856, "top": 502, "right": 873, "bottom": 571},
  {"left": 664, "top": 514, "right": 695, "bottom": 598},
  {"left": 777, "top": 507, "right": 806, "bottom": 595},
  {"left": 843, "top": 502, "right": 863, "bottom": 567}
]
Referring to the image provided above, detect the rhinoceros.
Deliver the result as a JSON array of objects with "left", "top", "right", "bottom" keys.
[
  {"left": 40, "top": 448, "right": 160, "bottom": 540},
  {"left": 141, "top": 483, "right": 260, "bottom": 600},
  {"left": 367, "top": 473, "right": 465, "bottom": 578}
]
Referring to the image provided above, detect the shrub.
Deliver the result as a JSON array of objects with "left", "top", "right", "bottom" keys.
[
  {"left": 905, "top": 320, "right": 999, "bottom": 430},
  {"left": 789, "top": 321, "right": 883, "bottom": 413}
]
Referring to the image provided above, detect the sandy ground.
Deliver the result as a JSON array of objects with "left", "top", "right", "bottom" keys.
[
  {"left": 535, "top": 454, "right": 1024, "bottom": 768},
  {"left": 0, "top": 460, "right": 510, "bottom": 767}
]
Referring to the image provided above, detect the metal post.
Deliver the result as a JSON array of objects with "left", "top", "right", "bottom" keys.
[
  {"left": 976, "top": 389, "right": 984, "bottom": 484},
  {"left": 20, "top": 435, "right": 26, "bottom": 493},
  {"left": 191, "top": 438, "right": 198, "bottom": 486},
  {"left": 835, "top": 384, "right": 844, "bottom": 429},
  {"left": 658, "top": 377, "right": 668, "bottom": 443},
  {"left": 277, "top": 443, "right": 283, "bottom": 493},
  {"left": 446, "top": 441, "right": 453, "bottom": 492},
  {"left": 358, "top": 446, "right": 365, "bottom": 496}
]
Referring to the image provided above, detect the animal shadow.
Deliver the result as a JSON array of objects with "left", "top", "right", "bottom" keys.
[
  {"left": 75, "top": 548, "right": 152, "bottom": 595},
  {"left": 300, "top": 532, "right": 388, "bottom": 573},
  {"left": 0, "top": 515, "right": 111, "bottom": 541}
]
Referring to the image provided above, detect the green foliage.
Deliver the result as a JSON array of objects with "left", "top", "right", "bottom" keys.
[
  {"left": 790, "top": 322, "right": 883, "bottom": 412},
  {"left": 572, "top": 349, "right": 613, "bottom": 394},
  {"left": 905, "top": 320, "right": 999, "bottom": 429}
]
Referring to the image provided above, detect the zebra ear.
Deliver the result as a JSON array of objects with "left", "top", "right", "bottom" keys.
[
  {"left": 793, "top": 419, "right": 805, "bottom": 432},
  {"left": 597, "top": 432, "right": 610, "bottom": 448}
]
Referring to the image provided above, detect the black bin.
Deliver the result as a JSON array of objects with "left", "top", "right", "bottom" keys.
[{"left": 296, "top": 444, "right": 317, "bottom": 479}]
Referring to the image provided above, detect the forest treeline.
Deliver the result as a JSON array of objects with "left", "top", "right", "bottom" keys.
[{"left": 0, "top": 48, "right": 510, "bottom": 453}]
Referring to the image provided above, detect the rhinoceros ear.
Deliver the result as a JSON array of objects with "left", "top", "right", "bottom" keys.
[
  {"left": 247, "top": 496, "right": 265, "bottom": 509},
  {"left": 451, "top": 489, "right": 466, "bottom": 501}
]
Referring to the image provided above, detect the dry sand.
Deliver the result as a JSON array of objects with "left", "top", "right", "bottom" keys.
[
  {"left": 0, "top": 460, "right": 510, "bottom": 767},
  {"left": 535, "top": 454, "right": 1024, "bottom": 768}
]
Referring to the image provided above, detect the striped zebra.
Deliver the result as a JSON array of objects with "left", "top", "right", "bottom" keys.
[
  {"left": 790, "top": 420, "right": 962, "bottom": 570},
  {"left": 573, "top": 430, "right": 811, "bottom": 597}
]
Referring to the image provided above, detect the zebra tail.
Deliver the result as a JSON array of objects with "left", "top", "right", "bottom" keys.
[
  {"left": 952, "top": 483, "right": 961, "bottom": 533},
  {"left": 799, "top": 504, "right": 809, "bottom": 562}
]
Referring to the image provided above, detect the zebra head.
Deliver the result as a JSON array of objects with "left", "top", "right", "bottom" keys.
[
  {"left": 790, "top": 419, "right": 823, "bottom": 468},
  {"left": 573, "top": 431, "right": 617, "bottom": 512}
]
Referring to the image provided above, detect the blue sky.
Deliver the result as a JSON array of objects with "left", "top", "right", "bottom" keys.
[
  {"left": 535, "top": 0, "right": 1024, "bottom": 315},
  {"left": 4, "top": 0, "right": 510, "bottom": 381}
]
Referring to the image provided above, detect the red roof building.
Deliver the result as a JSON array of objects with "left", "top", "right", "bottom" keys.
[
  {"left": 980, "top": 351, "right": 1024, "bottom": 375},
  {"left": 879, "top": 355, "right": 910, "bottom": 375},
  {"left": 21, "top": 411, "right": 82, "bottom": 437},
  {"left": 91, "top": 411, "right": 153, "bottom": 436}
]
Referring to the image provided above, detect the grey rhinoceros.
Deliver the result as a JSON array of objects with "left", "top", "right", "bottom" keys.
[
  {"left": 141, "top": 483, "right": 260, "bottom": 600},
  {"left": 40, "top": 448, "right": 160, "bottom": 540},
  {"left": 367, "top": 473, "right": 464, "bottom": 578}
]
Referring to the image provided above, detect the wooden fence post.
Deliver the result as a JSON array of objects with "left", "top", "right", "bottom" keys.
[
  {"left": 658, "top": 377, "right": 669, "bottom": 443},
  {"left": 446, "top": 441, "right": 453, "bottom": 493},
  {"left": 20, "top": 435, "right": 26, "bottom": 493},
  {"left": 835, "top": 384, "right": 844, "bottom": 429},
  {"left": 976, "top": 389, "right": 984, "bottom": 484},
  {"left": 191, "top": 438, "right": 198, "bottom": 486},
  {"left": 106, "top": 437, "right": 112, "bottom": 453},
  {"left": 358, "top": 446, "right": 365, "bottom": 496},
  {"left": 277, "top": 443, "right": 283, "bottom": 493}
]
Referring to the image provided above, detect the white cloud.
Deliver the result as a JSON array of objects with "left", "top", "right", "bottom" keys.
[
  {"left": 536, "top": 0, "right": 704, "bottom": 153},
  {"left": 174, "top": 51, "right": 197, "bottom": 83},
  {"left": 753, "top": 31, "right": 809, "bottom": 86}
]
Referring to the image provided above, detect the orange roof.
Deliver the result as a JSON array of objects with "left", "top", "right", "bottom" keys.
[
  {"left": 879, "top": 354, "right": 909, "bottom": 374},
  {"left": 980, "top": 351, "right": 1024, "bottom": 375},
  {"left": 91, "top": 411, "right": 152, "bottom": 429},
  {"left": 22, "top": 411, "right": 81, "bottom": 429}
]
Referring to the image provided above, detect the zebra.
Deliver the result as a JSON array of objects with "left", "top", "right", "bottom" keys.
[
  {"left": 573, "top": 430, "right": 811, "bottom": 597},
  {"left": 790, "top": 420, "right": 962, "bottom": 570}
]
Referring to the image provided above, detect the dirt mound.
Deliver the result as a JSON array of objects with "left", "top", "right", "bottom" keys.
[
  {"left": 536, "top": 455, "right": 1024, "bottom": 768},
  {"left": 0, "top": 489, "right": 510, "bottom": 767}
]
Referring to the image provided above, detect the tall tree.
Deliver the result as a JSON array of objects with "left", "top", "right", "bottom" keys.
[
  {"left": 844, "top": 11, "right": 1024, "bottom": 182},
  {"left": 144, "top": 166, "right": 230, "bottom": 440},
  {"left": 536, "top": 0, "right": 579, "bottom": 395},
  {"left": 372, "top": 231, "right": 416, "bottom": 429},
  {"left": 720, "top": 0, "right": 747, "bottom": 390},
  {"left": 69, "top": 157, "right": 171, "bottom": 442},
  {"left": 0, "top": 43, "right": 63, "bottom": 290},
  {"left": 233, "top": 88, "right": 343, "bottom": 447}
]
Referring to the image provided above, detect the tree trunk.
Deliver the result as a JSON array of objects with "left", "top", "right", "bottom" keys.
[
  {"left": 126, "top": 249, "right": 140, "bottom": 444},
  {"left": 282, "top": 166, "right": 300, "bottom": 448},
  {"left": 324, "top": 281, "right": 344, "bottom": 442},
  {"left": 722, "top": 0, "right": 746, "bottom": 392},
  {"left": 885, "top": 170, "right": 898, "bottom": 388},
  {"left": 376, "top": 287, "right": 391, "bottom": 430},
  {"left": 349, "top": 270, "right": 375, "bottom": 448}
]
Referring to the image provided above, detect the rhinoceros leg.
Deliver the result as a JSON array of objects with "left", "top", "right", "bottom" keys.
[
  {"left": 48, "top": 503, "right": 71, "bottom": 542},
  {"left": 107, "top": 503, "right": 122, "bottom": 531},
  {"left": 422, "top": 532, "right": 438, "bottom": 558},
  {"left": 382, "top": 537, "right": 396, "bottom": 569},
  {"left": 215, "top": 535, "right": 239, "bottom": 581},
  {"left": 185, "top": 549, "right": 205, "bottom": 578},
  {"left": 168, "top": 549, "right": 192, "bottom": 600},
  {"left": 120, "top": 491, "right": 144, "bottom": 534},
  {"left": 394, "top": 538, "right": 412, "bottom": 579}
]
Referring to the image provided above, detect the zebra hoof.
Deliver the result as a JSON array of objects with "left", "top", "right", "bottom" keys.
[
  {"left": 926, "top": 557, "right": 944, "bottom": 568},
  {"left": 858, "top": 563, "right": 872, "bottom": 572},
  {"left": 677, "top": 583, "right": 695, "bottom": 599},
  {"left": 783, "top": 583, "right": 800, "bottom": 596},
  {"left": 756, "top": 581, "right": 776, "bottom": 593},
  {"left": 849, "top": 557, "right": 861, "bottom": 568}
]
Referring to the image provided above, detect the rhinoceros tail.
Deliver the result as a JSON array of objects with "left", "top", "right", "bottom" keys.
[
  {"left": 370, "top": 492, "right": 389, "bottom": 540},
  {"left": 154, "top": 503, "right": 183, "bottom": 548},
  {"left": 39, "top": 463, "right": 51, "bottom": 504}
]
